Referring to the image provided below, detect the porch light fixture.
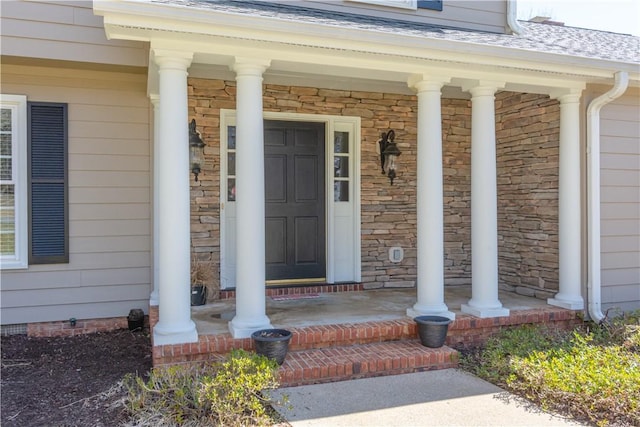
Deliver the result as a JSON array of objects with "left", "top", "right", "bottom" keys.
[
  {"left": 378, "top": 129, "right": 401, "bottom": 185},
  {"left": 189, "top": 119, "right": 205, "bottom": 182}
]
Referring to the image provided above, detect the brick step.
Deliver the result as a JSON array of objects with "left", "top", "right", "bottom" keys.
[{"left": 277, "top": 340, "right": 458, "bottom": 387}]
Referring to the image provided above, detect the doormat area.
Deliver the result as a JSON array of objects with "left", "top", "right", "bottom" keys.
[{"left": 271, "top": 293, "right": 320, "bottom": 301}]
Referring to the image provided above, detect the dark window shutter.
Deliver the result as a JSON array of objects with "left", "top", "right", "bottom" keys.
[
  {"left": 28, "top": 102, "right": 68, "bottom": 264},
  {"left": 418, "top": 1, "right": 443, "bottom": 11}
]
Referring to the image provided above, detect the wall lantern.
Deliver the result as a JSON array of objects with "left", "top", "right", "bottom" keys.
[
  {"left": 189, "top": 119, "right": 205, "bottom": 182},
  {"left": 378, "top": 129, "right": 401, "bottom": 185}
]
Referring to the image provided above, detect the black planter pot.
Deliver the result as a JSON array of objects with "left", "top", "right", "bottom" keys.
[
  {"left": 414, "top": 315, "right": 452, "bottom": 348},
  {"left": 191, "top": 285, "right": 207, "bottom": 306},
  {"left": 127, "top": 309, "right": 145, "bottom": 331},
  {"left": 251, "top": 329, "right": 292, "bottom": 365}
]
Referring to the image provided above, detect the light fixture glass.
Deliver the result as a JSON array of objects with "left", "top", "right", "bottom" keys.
[
  {"left": 379, "top": 129, "right": 401, "bottom": 185},
  {"left": 189, "top": 119, "right": 205, "bottom": 182}
]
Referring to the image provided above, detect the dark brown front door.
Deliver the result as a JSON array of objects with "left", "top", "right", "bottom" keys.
[{"left": 264, "top": 120, "right": 326, "bottom": 281}]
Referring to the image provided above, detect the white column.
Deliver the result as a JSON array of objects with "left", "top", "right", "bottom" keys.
[
  {"left": 407, "top": 76, "right": 454, "bottom": 320},
  {"left": 152, "top": 49, "right": 198, "bottom": 345},
  {"left": 149, "top": 94, "right": 160, "bottom": 306},
  {"left": 461, "top": 84, "right": 509, "bottom": 318},
  {"left": 228, "top": 57, "right": 273, "bottom": 338},
  {"left": 549, "top": 91, "right": 584, "bottom": 309}
]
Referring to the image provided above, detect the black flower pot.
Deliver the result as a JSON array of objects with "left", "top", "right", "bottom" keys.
[
  {"left": 414, "top": 315, "right": 452, "bottom": 348},
  {"left": 191, "top": 285, "right": 207, "bottom": 306},
  {"left": 251, "top": 329, "right": 292, "bottom": 365},
  {"left": 127, "top": 309, "right": 145, "bottom": 331}
]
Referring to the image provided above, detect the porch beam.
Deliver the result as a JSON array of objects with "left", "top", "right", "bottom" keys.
[
  {"left": 407, "top": 75, "right": 454, "bottom": 320},
  {"left": 152, "top": 49, "right": 198, "bottom": 345},
  {"left": 462, "top": 82, "right": 510, "bottom": 318},
  {"left": 228, "top": 57, "right": 274, "bottom": 338},
  {"left": 549, "top": 90, "right": 585, "bottom": 310}
]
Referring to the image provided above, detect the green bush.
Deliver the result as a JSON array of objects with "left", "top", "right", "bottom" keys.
[
  {"left": 461, "top": 319, "right": 640, "bottom": 426},
  {"left": 123, "top": 349, "right": 283, "bottom": 426},
  {"left": 508, "top": 332, "right": 640, "bottom": 426},
  {"left": 460, "top": 325, "right": 570, "bottom": 385}
]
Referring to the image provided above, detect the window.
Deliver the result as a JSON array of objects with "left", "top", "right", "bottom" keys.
[
  {"left": 348, "top": 0, "right": 442, "bottom": 11},
  {"left": 0, "top": 95, "right": 28, "bottom": 268},
  {"left": 0, "top": 96, "right": 68, "bottom": 269},
  {"left": 28, "top": 102, "right": 68, "bottom": 264},
  {"left": 333, "top": 131, "right": 350, "bottom": 202}
]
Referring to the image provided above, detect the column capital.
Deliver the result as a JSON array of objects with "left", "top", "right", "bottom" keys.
[
  {"left": 230, "top": 57, "right": 271, "bottom": 76},
  {"left": 461, "top": 79, "right": 506, "bottom": 96},
  {"left": 407, "top": 74, "right": 450, "bottom": 92},
  {"left": 549, "top": 88, "right": 582, "bottom": 104},
  {"left": 152, "top": 49, "right": 193, "bottom": 69}
]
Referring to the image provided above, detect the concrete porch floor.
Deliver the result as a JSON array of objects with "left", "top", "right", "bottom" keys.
[{"left": 191, "top": 286, "right": 551, "bottom": 336}]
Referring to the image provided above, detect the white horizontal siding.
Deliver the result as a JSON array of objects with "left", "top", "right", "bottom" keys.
[
  {"left": 0, "top": 63, "right": 152, "bottom": 324},
  {"left": 599, "top": 92, "right": 640, "bottom": 312},
  {"left": 0, "top": 0, "right": 148, "bottom": 67}
]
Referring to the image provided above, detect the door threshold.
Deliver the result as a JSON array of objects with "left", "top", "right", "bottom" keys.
[{"left": 266, "top": 278, "right": 326, "bottom": 286}]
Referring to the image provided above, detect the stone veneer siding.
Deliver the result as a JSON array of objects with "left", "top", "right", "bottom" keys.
[
  {"left": 188, "top": 79, "right": 560, "bottom": 299},
  {"left": 495, "top": 92, "right": 560, "bottom": 299}
]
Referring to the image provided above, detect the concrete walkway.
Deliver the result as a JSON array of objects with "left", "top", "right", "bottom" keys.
[{"left": 271, "top": 369, "right": 583, "bottom": 426}]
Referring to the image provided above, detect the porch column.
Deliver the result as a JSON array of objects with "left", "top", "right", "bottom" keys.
[
  {"left": 149, "top": 93, "right": 160, "bottom": 306},
  {"left": 152, "top": 49, "right": 198, "bottom": 345},
  {"left": 461, "top": 83, "right": 510, "bottom": 318},
  {"left": 228, "top": 57, "right": 273, "bottom": 338},
  {"left": 407, "top": 75, "right": 454, "bottom": 319},
  {"left": 549, "top": 91, "right": 584, "bottom": 309}
]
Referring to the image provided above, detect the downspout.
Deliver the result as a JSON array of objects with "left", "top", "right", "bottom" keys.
[
  {"left": 586, "top": 71, "right": 629, "bottom": 322},
  {"left": 506, "top": 0, "right": 525, "bottom": 35}
]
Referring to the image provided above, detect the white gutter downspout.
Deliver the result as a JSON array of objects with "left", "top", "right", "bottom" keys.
[
  {"left": 507, "top": 0, "right": 525, "bottom": 35},
  {"left": 586, "top": 71, "right": 629, "bottom": 322}
]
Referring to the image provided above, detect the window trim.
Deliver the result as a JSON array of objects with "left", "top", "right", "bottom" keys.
[
  {"left": 349, "top": 0, "right": 417, "bottom": 10},
  {"left": 0, "top": 95, "right": 28, "bottom": 269},
  {"left": 348, "top": 0, "right": 442, "bottom": 11}
]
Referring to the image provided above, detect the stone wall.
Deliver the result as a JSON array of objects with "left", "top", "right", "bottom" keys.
[
  {"left": 187, "top": 78, "right": 560, "bottom": 298},
  {"left": 495, "top": 92, "right": 561, "bottom": 298}
]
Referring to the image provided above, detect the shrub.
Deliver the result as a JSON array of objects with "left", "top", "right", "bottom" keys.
[
  {"left": 199, "top": 349, "right": 280, "bottom": 426},
  {"left": 508, "top": 332, "right": 640, "bottom": 426},
  {"left": 123, "top": 349, "right": 283, "bottom": 426},
  {"left": 460, "top": 325, "right": 570, "bottom": 385},
  {"left": 461, "top": 321, "right": 640, "bottom": 426}
]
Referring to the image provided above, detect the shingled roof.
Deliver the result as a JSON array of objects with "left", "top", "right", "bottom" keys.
[{"left": 152, "top": 0, "right": 640, "bottom": 64}]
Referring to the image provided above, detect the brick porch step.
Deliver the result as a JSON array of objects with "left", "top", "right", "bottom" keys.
[{"left": 278, "top": 340, "right": 458, "bottom": 387}]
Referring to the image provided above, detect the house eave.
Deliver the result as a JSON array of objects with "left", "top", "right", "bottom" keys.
[{"left": 94, "top": 0, "right": 640, "bottom": 87}]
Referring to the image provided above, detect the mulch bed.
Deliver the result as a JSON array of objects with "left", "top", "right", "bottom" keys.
[{"left": 1, "top": 329, "right": 151, "bottom": 427}]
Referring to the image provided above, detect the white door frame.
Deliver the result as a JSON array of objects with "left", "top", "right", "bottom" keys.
[{"left": 219, "top": 109, "right": 361, "bottom": 289}]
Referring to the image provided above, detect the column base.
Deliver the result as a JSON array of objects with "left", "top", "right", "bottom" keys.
[
  {"left": 461, "top": 303, "right": 510, "bottom": 318},
  {"left": 407, "top": 306, "right": 455, "bottom": 321},
  {"left": 228, "top": 315, "right": 273, "bottom": 339},
  {"left": 153, "top": 320, "right": 198, "bottom": 345},
  {"left": 548, "top": 296, "right": 584, "bottom": 310}
]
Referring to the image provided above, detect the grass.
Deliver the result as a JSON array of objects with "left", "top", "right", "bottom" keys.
[{"left": 460, "top": 311, "right": 640, "bottom": 426}]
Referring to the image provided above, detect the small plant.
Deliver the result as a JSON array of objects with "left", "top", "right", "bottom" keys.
[
  {"left": 123, "top": 349, "right": 285, "bottom": 426},
  {"left": 191, "top": 251, "right": 213, "bottom": 288}
]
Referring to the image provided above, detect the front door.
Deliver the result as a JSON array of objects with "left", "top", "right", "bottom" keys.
[{"left": 264, "top": 120, "right": 326, "bottom": 281}]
